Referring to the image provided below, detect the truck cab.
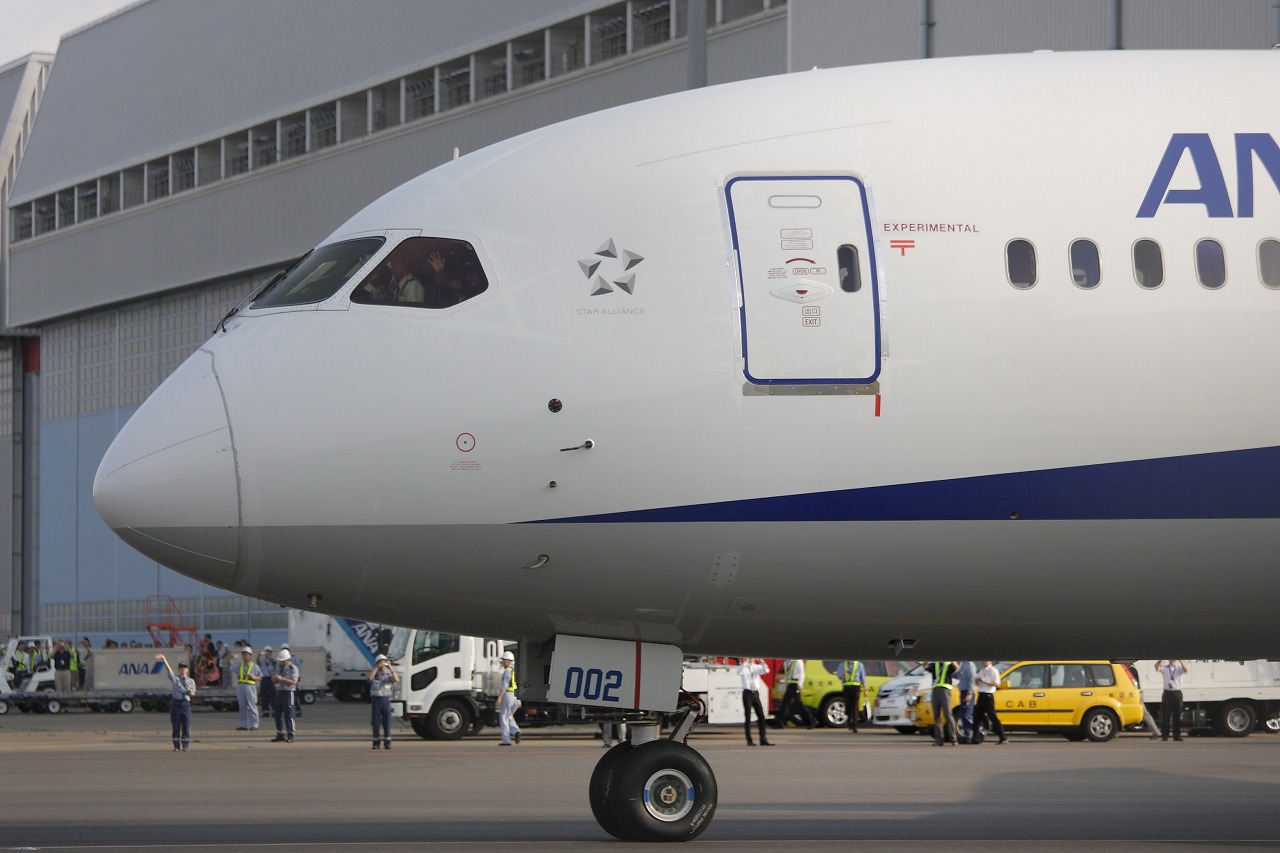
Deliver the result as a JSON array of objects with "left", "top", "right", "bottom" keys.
[{"left": 390, "top": 628, "right": 506, "bottom": 739}]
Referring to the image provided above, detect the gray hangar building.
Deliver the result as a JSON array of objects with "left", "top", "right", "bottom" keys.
[{"left": 2, "top": 0, "right": 1276, "bottom": 645}]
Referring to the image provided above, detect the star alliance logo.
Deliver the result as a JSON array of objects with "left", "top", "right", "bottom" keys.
[{"left": 578, "top": 238, "right": 644, "bottom": 296}]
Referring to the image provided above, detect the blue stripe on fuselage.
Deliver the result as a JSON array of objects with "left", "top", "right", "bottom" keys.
[{"left": 526, "top": 446, "right": 1280, "bottom": 523}]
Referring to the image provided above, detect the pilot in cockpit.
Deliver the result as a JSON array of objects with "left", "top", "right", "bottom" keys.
[{"left": 387, "top": 253, "right": 425, "bottom": 304}]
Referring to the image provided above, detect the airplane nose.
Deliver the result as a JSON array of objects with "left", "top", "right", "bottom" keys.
[{"left": 93, "top": 350, "right": 240, "bottom": 588}]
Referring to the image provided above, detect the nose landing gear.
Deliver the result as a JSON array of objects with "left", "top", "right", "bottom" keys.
[{"left": 588, "top": 698, "right": 717, "bottom": 842}]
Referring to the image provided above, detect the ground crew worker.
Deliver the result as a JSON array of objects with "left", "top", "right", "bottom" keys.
[
  {"left": 156, "top": 653, "right": 196, "bottom": 751},
  {"left": 235, "top": 646, "right": 262, "bottom": 731},
  {"left": 776, "top": 659, "right": 816, "bottom": 729},
  {"left": 497, "top": 650, "right": 521, "bottom": 745},
  {"left": 77, "top": 638, "right": 92, "bottom": 689},
  {"left": 738, "top": 657, "right": 772, "bottom": 746},
  {"left": 369, "top": 653, "right": 398, "bottom": 749},
  {"left": 257, "top": 646, "right": 276, "bottom": 713},
  {"left": 974, "top": 660, "right": 1008, "bottom": 744},
  {"left": 10, "top": 641, "right": 31, "bottom": 688},
  {"left": 67, "top": 640, "right": 80, "bottom": 691},
  {"left": 928, "top": 661, "right": 958, "bottom": 746},
  {"left": 1156, "top": 659, "right": 1188, "bottom": 742},
  {"left": 837, "top": 659, "right": 866, "bottom": 733},
  {"left": 271, "top": 648, "right": 298, "bottom": 742}
]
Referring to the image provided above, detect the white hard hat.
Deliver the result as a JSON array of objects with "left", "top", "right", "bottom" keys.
[
  {"left": 375, "top": 654, "right": 387, "bottom": 662},
  {"left": 263, "top": 646, "right": 273, "bottom": 652},
  {"left": 276, "top": 649, "right": 291, "bottom": 662},
  {"left": 281, "top": 643, "right": 290, "bottom": 649},
  {"left": 242, "top": 646, "right": 253, "bottom": 655},
  {"left": 501, "top": 651, "right": 515, "bottom": 661}
]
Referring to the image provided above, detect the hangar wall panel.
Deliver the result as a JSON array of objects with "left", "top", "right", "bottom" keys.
[
  {"left": 932, "top": 0, "right": 1111, "bottom": 55},
  {"left": 788, "top": 0, "right": 918, "bottom": 71},
  {"left": 10, "top": 0, "right": 596, "bottom": 203},
  {"left": 1122, "top": 0, "right": 1276, "bottom": 48}
]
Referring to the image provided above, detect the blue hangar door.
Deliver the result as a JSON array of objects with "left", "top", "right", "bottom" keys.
[{"left": 726, "top": 175, "right": 881, "bottom": 386}]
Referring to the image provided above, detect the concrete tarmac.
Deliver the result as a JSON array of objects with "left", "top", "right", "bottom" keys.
[{"left": 2, "top": 700, "right": 1279, "bottom": 851}]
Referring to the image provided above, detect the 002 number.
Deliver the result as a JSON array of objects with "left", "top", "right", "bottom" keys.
[{"left": 563, "top": 666, "right": 623, "bottom": 702}]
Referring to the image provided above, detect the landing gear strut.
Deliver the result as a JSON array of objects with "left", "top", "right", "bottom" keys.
[{"left": 588, "top": 696, "right": 717, "bottom": 841}]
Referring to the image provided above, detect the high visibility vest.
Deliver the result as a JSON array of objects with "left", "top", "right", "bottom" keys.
[
  {"left": 930, "top": 662, "right": 952, "bottom": 689},
  {"left": 238, "top": 662, "right": 256, "bottom": 684},
  {"left": 784, "top": 660, "right": 796, "bottom": 682},
  {"left": 13, "top": 651, "right": 30, "bottom": 671},
  {"left": 841, "top": 660, "right": 863, "bottom": 687},
  {"left": 502, "top": 666, "right": 517, "bottom": 692},
  {"left": 69, "top": 649, "right": 79, "bottom": 672}
]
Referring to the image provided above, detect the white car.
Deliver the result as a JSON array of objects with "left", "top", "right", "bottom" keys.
[{"left": 871, "top": 664, "right": 932, "bottom": 733}]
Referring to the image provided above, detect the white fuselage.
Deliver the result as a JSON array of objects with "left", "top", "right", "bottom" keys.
[{"left": 94, "top": 51, "right": 1280, "bottom": 661}]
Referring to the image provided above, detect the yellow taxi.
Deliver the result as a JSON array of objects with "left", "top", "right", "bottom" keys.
[
  {"left": 910, "top": 661, "right": 1143, "bottom": 742},
  {"left": 771, "top": 660, "right": 914, "bottom": 727}
]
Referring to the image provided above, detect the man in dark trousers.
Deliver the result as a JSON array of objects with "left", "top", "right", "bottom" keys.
[{"left": 775, "top": 659, "right": 816, "bottom": 729}]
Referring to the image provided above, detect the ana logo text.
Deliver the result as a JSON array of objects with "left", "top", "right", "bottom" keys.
[{"left": 1138, "top": 133, "right": 1280, "bottom": 218}]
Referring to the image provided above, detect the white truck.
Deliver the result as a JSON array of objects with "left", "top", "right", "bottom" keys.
[
  {"left": 1136, "top": 659, "right": 1280, "bottom": 737},
  {"left": 0, "top": 636, "right": 327, "bottom": 715},
  {"left": 288, "top": 611, "right": 393, "bottom": 701}
]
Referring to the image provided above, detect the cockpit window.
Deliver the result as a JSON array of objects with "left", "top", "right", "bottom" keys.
[
  {"left": 252, "top": 237, "right": 385, "bottom": 308},
  {"left": 350, "top": 236, "right": 489, "bottom": 308}
]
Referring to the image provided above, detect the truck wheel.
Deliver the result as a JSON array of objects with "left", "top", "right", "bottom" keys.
[
  {"left": 299, "top": 690, "right": 317, "bottom": 706},
  {"left": 45, "top": 698, "right": 62, "bottom": 715},
  {"left": 1215, "top": 700, "right": 1256, "bottom": 737},
  {"left": 1265, "top": 716, "right": 1280, "bottom": 733},
  {"left": 117, "top": 698, "right": 135, "bottom": 714},
  {"left": 608, "top": 740, "right": 717, "bottom": 842},
  {"left": 818, "top": 696, "right": 848, "bottom": 728},
  {"left": 425, "top": 698, "right": 469, "bottom": 740},
  {"left": 1080, "top": 708, "right": 1118, "bottom": 742},
  {"left": 0, "top": 699, "right": 8, "bottom": 715}
]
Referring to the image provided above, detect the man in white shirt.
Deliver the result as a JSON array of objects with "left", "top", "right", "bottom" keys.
[
  {"left": 1156, "top": 659, "right": 1188, "bottom": 741},
  {"left": 974, "top": 660, "right": 1008, "bottom": 744},
  {"left": 738, "top": 658, "right": 773, "bottom": 746},
  {"left": 775, "top": 659, "right": 815, "bottom": 729}
]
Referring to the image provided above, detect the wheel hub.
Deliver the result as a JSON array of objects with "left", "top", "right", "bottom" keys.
[{"left": 642, "top": 769, "right": 694, "bottom": 822}]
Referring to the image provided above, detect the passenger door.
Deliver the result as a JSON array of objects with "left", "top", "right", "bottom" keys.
[
  {"left": 1046, "top": 662, "right": 1094, "bottom": 726},
  {"left": 997, "top": 663, "right": 1050, "bottom": 727},
  {"left": 725, "top": 175, "right": 881, "bottom": 387}
]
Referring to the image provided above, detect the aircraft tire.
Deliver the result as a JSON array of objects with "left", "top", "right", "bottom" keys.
[
  {"left": 588, "top": 742, "right": 633, "bottom": 840},
  {"left": 1081, "top": 707, "right": 1119, "bottom": 742},
  {"left": 608, "top": 740, "right": 717, "bottom": 842}
]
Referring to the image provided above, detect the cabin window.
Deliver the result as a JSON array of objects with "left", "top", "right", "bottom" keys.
[
  {"left": 1069, "top": 239, "right": 1101, "bottom": 289},
  {"left": 350, "top": 236, "right": 489, "bottom": 308},
  {"left": 837, "top": 244, "right": 861, "bottom": 292},
  {"left": 1259, "top": 239, "right": 1280, "bottom": 289},
  {"left": 1133, "top": 240, "right": 1164, "bottom": 289},
  {"left": 1195, "top": 239, "right": 1226, "bottom": 289},
  {"left": 252, "top": 237, "right": 385, "bottom": 308},
  {"left": 1006, "top": 239, "right": 1036, "bottom": 289}
]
